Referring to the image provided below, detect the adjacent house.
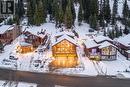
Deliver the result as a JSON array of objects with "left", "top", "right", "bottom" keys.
[
  {"left": 51, "top": 34, "right": 79, "bottom": 68},
  {"left": 84, "top": 36, "right": 117, "bottom": 61},
  {"left": 17, "top": 42, "right": 34, "bottom": 54},
  {"left": 16, "top": 34, "right": 34, "bottom": 53},
  {"left": 99, "top": 41, "right": 117, "bottom": 61},
  {"left": 23, "top": 29, "right": 48, "bottom": 48},
  {"left": 84, "top": 40, "right": 100, "bottom": 60},
  {"left": 116, "top": 34, "right": 130, "bottom": 59},
  {"left": 0, "top": 25, "right": 21, "bottom": 45}
]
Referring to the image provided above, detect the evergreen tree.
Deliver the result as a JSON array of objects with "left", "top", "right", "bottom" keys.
[
  {"left": 64, "top": 0, "right": 73, "bottom": 29},
  {"left": 82, "top": 0, "right": 91, "bottom": 22},
  {"left": 122, "top": 0, "right": 129, "bottom": 19},
  {"left": 112, "top": 0, "right": 118, "bottom": 25},
  {"left": 18, "top": 0, "right": 25, "bottom": 19},
  {"left": 27, "top": 0, "right": 36, "bottom": 25},
  {"left": 34, "top": 5, "right": 40, "bottom": 26},
  {"left": 71, "top": 2, "right": 76, "bottom": 26},
  {"left": 32, "top": 0, "right": 45, "bottom": 26},
  {"left": 108, "top": 29, "right": 115, "bottom": 40},
  {"left": 104, "top": 0, "right": 111, "bottom": 23},
  {"left": 14, "top": 0, "right": 25, "bottom": 25},
  {"left": 119, "top": 28, "right": 123, "bottom": 36},
  {"left": 0, "top": 41, "right": 4, "bottom": 53},
  {"left": 103, "top": 28, "right": 107, "bottom": 36},
  {"left": 62, "top": 0, "right": 68, "bottom": 14},
  {"left": 58, "top": 6, "right": 64, "bottom": 27},
  {"left": 99, "top": 0, "right": 105, "bottom": 27},
  {"left": 90, "top": 0, "right": 99, "bottom": 16},
  {"left": 89, "top": 14, "right": 97, "bottom": 30},
  {"left": 115, "top": 25, "right": 120, "bottom": 38},
  {"left": 78, "top": 4, "right": 83, "bottom": 26},
  {"left": 123, "top": 26, "right": 129, "bottom": 35}
]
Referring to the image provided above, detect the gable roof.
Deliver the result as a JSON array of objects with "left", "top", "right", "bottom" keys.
[
  {"left": 54, "top": 31, "right": 75, "bottom": 37},
  {"left": 117, "top": 34, "right": 130, "bottom": 47},
  {"left": 94, "top": 35, "right": 112, "bottom": 43},
  {"left": 0, "top": 25, "right": 14, "bottom": 34},
  {"left": 23, "top": 26, "right": 47, "bottom": 38},
  {"left": 84, "top": 40, "right": 99, "bottom": 49},
  {"left": 99, "top": 41, "right": 116, "bottom": 49},
  {"left": 52, "top": 34, "right": 78, "bottom": 46}
]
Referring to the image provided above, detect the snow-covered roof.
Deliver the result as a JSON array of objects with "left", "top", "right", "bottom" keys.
[
  {"left": 0, "top": 25, "right": 14, "bottom": 34},
  {"left": 23, "top": 26, "right": 47, "bottom": 38},
  {"left": 94, "top": 35, "right": 112, "bottom": 43},
  {"left": 84, "top": 40, "right": 99, "bottom": 48},
  {"left": 18, "top": 41, "right": 32, "bottom": 46},
  {"left": 99, "top": 41, "right": 116, "bottom": 49},
  {"left": 52, "top": 34, "right": 78, "bottom": 46},
  {"left": 117, "top": 34, "right": 130, "bottom": 47},
  {"left": 55, "top": 31, "right": 75, "bottom": 37}
]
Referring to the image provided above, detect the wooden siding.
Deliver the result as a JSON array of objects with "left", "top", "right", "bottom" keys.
[{"left": 51, "top": 39, "right": 78, "bottom": 68}]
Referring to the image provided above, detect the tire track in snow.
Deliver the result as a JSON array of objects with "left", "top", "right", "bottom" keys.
[{"left": 92, "top": 61, "right": 105, "bottom": 75}]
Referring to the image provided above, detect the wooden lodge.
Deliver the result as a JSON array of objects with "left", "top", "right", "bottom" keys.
[
  {"left": 0, "top": 25, "right": 21, "bottom": 45},
  {"left": 51, "top": 34, "right": 79, "bottom": 68},
  {"left": 17, "top": 42, "right": 34, "bottom": 53},
  {"left": 84, "top": 36, "right": 117, "bottom": 61},
  {"left": 23, "top": 30, "right": 47, "bottom": 48},
  {"left": 16, "top": 34, "right": 34, "bottom": 53}
]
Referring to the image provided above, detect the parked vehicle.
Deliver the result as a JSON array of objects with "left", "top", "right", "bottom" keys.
[
  {"left": 9, "top": 56, "right": 18, "bottom": 60},
  {"left": 2, "top": 59, "right": 16, "bottom": 65},
  {"left": 33, "top": 60, "right": 42, "bottom": 67}
]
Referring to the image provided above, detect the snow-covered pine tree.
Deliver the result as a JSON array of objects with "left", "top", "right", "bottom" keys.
[
  {"left": 104, "top": 0, "right": 111, "bottom": 24},
  {"left": 78, "top": 2, "right": 83, "bottom": 26},
  {"left": 122, "top": 0, "right": 129, "bottom": 19},
  {"left": 123, "top": 26, "right": 129, "bottom": 35},
  {"left": 64, "top": 0, "right": 73, "bottom": 29},
  {"left": 112, "top": 0, "right": 118, "bottom": 25}
]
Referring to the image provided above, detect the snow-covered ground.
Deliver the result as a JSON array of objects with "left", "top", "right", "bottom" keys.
[{"left": 0, "top": 80, "right": 37, "bottom": 87}]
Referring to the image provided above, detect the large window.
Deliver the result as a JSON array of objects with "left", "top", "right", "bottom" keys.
[{"left": 55, "top": 40, "right": 75, "bottom": 54}]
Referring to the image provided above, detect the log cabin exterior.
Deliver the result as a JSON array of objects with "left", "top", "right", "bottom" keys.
[
  {"left": 17, "top": 42, "right": 34, "bottom": 53},
  {"left": 51, "top": 34, "right": 79, "bottom": 68},
  {"left": 0, "top": 25, "right": 21, "bottom": 45},
  {"left": 16, "top": 34, "right": 34, "bottom": 53},
  {"left": 23, "top": 31, "right": 47, "bottom": 48}
]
